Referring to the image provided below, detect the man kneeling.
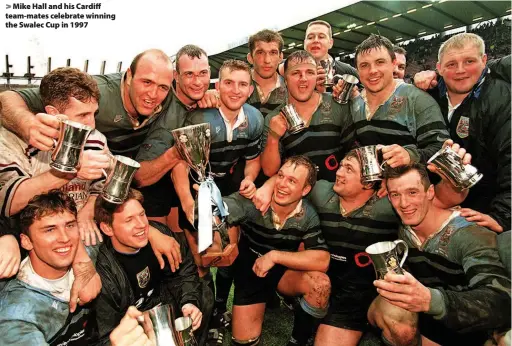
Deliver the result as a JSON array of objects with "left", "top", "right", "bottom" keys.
[
  {"left": 369, "top": 163, "right": 511, "bottom": 346},
  {"left": 221, "top": 156, "right": 331, "bottom": 345},
  {"left": 92, "top": 188, "right": 213, "bottom": 345}
]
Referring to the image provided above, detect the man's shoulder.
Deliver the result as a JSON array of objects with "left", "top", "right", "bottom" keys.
[
  {"left": 301, "top": 199, "right": 320, "bottom": 223},
  {"left": 481, "top": 74, "right": 511, "bottom": 102},
  {"left": 93, "top": 73, "right": 123, "bottom": 89},
  {"left": 265, "top": 103, "right": 286, "bottom": 120},
  {"left": 310, "top": 180, "right": 335, "bottom": 208}
]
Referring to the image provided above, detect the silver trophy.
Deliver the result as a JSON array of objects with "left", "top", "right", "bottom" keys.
[
  {"left": 333, "top": 74, "right": 359, "bottom": 104},
  {"left": 172, "top": 123, "right": 229, "bottom": 254},
  {"left": 51, "top": 119, "right": 93, "bottom": 173},
  {"left": 102, "top": 155, "right": 140, "bottom": 204},
  {"left": 319, "top": 59, "right": 335, "bottom": 86},
  {"left": 428, "top": 145, "right": 483, "bottom": 189},
  {"left": 366, "top": 240, "right": 409, "bottom": 280},
  {"left": 140, "top": 304, "right": 181, "bottom": 346},
  {"left": 281, "top": 104, "right": 306, "bottom": 134},
  {"left": 175, "top": 317, "right": 198, "bottom": 346},
  {"left": 355, "top": 145, "right": 387, "bottom": 183}
]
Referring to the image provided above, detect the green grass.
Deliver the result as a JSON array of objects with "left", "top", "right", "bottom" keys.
[{"left": 211, "top": 268, "right": 293, "bottom": 346}]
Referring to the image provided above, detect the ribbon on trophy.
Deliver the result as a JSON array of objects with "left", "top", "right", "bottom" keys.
[{"left": 172, "top": 123, "right": 229, "bottom": 252}]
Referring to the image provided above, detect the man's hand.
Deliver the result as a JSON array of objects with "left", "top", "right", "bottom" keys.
[
  {"left": 459, "top": 208, "right": 503, "bottom": 233},
  {"left": 70, "top": 260, "right": 102, "bottom": 313},
  {"left": 377, "top": 180, "right": 387, "bottom": 199},
  {"left": 252, "top": 251, "right": 276, "bottom": 277},
  {"left": 332, "top": 79, "right": 360, "bottom": 101},
  {"left": 148, "top": 226, "right": 182, "bottom": 271},
  {"left": 252, "top": 186, "right": 273, "bottom": 215},
  {"left": 0, "top": 235, "right": 21, "bottom": 279},
  {"left": 77, "top": 206, "right": 103, "bottom": 246},
  {"left": 239, "top": 178, "right": 256, "bottom": 199},
  {"left": 181, "top": 196, "right": 195, "bottom": 225},
  {"left": 77, "top": 149, "right": 111, "bottom": 180},
  {"left": 373, "top": 271, "right": 431, "bottom": 313},
  {"left": 181, "top": 303, "right": 202, "bottom": 331},
  {"left": 110, "top": 306, "right": 153, "bottom": 346},
  {"left": 380, "top": 144, "right": 411, "bottom": 168},
  {"left": 27, "top": 113, "right": 63, "bottom": 151},
  {"left": 268, "top": 113, "right": 288, "bottom": 139},
  {"left": 197, "top": 90, "right": 220, "bottom": 109},
  {"left": 413, "top": 70, "right": 438, "bottom": 91}
]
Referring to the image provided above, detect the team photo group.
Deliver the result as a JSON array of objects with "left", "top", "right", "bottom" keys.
[{"left": 0, "top": 17, "right": 510, "bottom": 346}]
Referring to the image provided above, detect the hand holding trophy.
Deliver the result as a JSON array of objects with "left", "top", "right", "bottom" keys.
[{"left": 172, "top": 123, "right": 238, "bottom": 267}]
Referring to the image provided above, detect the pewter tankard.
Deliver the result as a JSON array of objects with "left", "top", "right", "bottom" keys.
[
  {"left": 333, "top": 74, "right": 359, "bottom": 104},
  {"left": 140, "top": 304, "right": 181, "bottom": 346},
  {"left": 428, "top": 146, "right": 483, "bottom": 189},
  {"left": 366, "top": 240, "right": 409, "bottom": 280},
  {"left": 281, "top": 104, "right": 306, "bottom": 135},
  {"left": 101, "top": 155, "right": 140, "bottom": 204},
  {"left": 50, "top": 119, "right": 93, "bottom": 173},
  {"left": 354, "top": 145, "right": 386, "bottom": 183}
]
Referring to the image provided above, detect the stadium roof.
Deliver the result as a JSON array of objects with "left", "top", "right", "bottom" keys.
[{"left": 208, "top": 0, "right": 511, "bottom": 78}]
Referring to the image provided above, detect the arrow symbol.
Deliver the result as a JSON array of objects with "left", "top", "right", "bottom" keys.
[{"left": 6, "top": 4, "right": 11, "bottom": 9}]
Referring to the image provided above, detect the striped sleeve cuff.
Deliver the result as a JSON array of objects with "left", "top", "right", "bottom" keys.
[{"left": 427, "top": 288, "right": 447, "bottom": 320}]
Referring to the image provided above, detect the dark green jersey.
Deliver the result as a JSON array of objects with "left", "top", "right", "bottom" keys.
[{"left": 247, "top": 75, "right": 287, "bottom": 119}]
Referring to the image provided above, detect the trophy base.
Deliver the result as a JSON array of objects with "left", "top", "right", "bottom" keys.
[
  {"left": 101, "top": 192, "right": 124, "bottom": 204},
  {"left": 362, "top": 174, "right": 383, "bottom": 183},
  {"left": 201, "top": 243, "right": 239, "bottom": 267},
  {"left": 50, "top": 162, "right": 77, "bottom": 174},
  {"left": 288, "top": 123, "right": 306, "bottom": 135},
  {"left": 462, "top": 173, "right": 484, "bottom": 189}
]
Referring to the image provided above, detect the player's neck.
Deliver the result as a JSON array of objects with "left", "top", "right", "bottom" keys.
[
  {"left": 253, "top": 70, "right": 278, "bottom": 89},
  {"left": 366, "top": 79, "right": 397, "bottom": 109},
  {"left": 122, "top": 80, "right": 138, "bottom": 118},
  {"left": 219, "top": 104, "right": 240, "bottom": 125},
  {"left": 410, "top": 205, "right": 453, "bottom": 244}
]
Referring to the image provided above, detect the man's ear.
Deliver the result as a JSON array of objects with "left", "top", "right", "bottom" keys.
[
  {"left": 44, "top": 105, "right": 59, "bottom": 115},
  {"left": 302, "top": 184, "right": 312, "bottom": 197},
  {"left": 427, "top": 184, "right": 435, "bottom": 201},
  {"left": 436, "top": 62, "right": 442, "bottom": 76},
  {"left": 249, "top": 84, "right": 255, "bottom": 97},
  {"left": 125, "top": 68, "right": 133, "bottom": 86},
  {"left": 20, "top": 233, "right": 33, "bottom": 252},
  {"left": 247, "top": 52, "right": 254, "bottom": 65},
  {"left": 215, "top": 81, "right": 219, "bottom": 92},
  {"left": 99, "top": 222, "right": 114, "bottom": 237}
]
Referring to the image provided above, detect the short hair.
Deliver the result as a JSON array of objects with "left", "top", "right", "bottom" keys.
[
  {"left": 438, "top": 33, "right": 485, "bottom": 62},
  {"left": 19, "top": 190, "right": 77, "bottom": 236},
  {"left": 393, "top": 45, "right": 407, "bottom": 56},
  {"left": 175, "top": 45, "right": 208, "bottom": 73},
  {"left": 282, "top": 155, "right": 318, "bottom": 189},
  {"left": 94, "top": 188, "right": 144, "bottom": 226},
  {"left": 383, "top": 163, "right": 431, "bottom": 191},
  {"left": 219, "top": 59, "right": 251, "bottom": 81},
  {"left": 40, "top": 67, "right": 100, "bottom": 112},
  {"left": 307, "top": 20, "right": 332, "bottom": 38},
  {"left": 354, "top": 34, "right": 396, "bottom": 65},
  {"left": 248, "top": 29, "right": 284, "bottom": 54},
  {"left": 284, "top": 50, "right": 316, "bottom": 73},
  {"left": 344, "top": 149, "right": 381, "bottom": 191},
  {"left": 129, "top": 49, "right": 172, "bottom": 77}
]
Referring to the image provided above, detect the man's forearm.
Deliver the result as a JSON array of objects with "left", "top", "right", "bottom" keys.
[
  {"left": 171, "top": 162, "right": 193, "bottom": 206},
  {"left": 244, "top": 157, "right": 261, "bottom": 182},
  {"left": 433, "top": 179, "right": 468, "bottom": 209},
  {"left": 272, "top": 249, "right": 329, "bottom": 272},
  {"left": 260, "top": 136, "right": 281, "bottom": 177},
  {"left": 134, "top": 149, "right": 180, "bottom": 187},
  {"left": 0, "top": 91, "right": 34, "bottom": 140},
  {"left": 10, "top": 170, "right": 71, "bottom": 216}
]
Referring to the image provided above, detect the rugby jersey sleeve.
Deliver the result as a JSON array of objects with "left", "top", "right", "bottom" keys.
[
  {"left": 408, "top": 90, "right": 450, "bottom": 163},
  {"left": 301, "top": 205, "right": 328, "bottom": 251},
  {"left": 428, "top": 225, "right": 511, "bottom": 332},
  {"left": 15, "top": 88, "right": 45, "bottom": 113},
  {"left": 224, "top": 192, "right": 258, "bottom": 225},
  {"left": 0, "top": 152, "right": 31, "bottom": 217},
  {"left": 135, "top": 112, "right": 175, "bottom": 162},
  {"left": 244, "top": 108, "right": 264, "bottom": 160},
  {"left": 260, "top": 109, "right": 284, "bottom": 157}
]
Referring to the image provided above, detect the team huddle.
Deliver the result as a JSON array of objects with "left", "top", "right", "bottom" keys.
[{"left": 0, "top": 19, "right": 510, "bottom": 346}]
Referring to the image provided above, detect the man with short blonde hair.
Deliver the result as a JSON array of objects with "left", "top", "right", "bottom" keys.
[{"left": 438, "top": 32, "right": 485, "bottom": 62}]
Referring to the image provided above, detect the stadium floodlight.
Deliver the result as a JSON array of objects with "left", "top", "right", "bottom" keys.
[
  {"left": 473, "top": 17, "right": 483, "bottom": 21},
  {"left": 393, "top": 13, "right": 402, "bottom": 18},
  {"left": 333, "top": 32, "right": 341, "bottom": 36},
  {"left": 380, "top": 17, "right": 389, "bottom": 22},
  {"left": 444, "top": 24, "right": 453, "bottom": 29},
  {"left": 344, "top": 29, "right": 352, "bottom": 32},
  {"left": 407, "top": 8, "right": 417, "bottom": 13},
  {"left": 355, "top": 25, "right": 363, "bottom": 29},
  {"left": 367, "top": 22, "right": 375, "bottom": 26},
  {"left": 419, "top": 31, "right": 427, "bottom": 35},
  {"left": 422, "top": 4, "right": 433, "bottom": 8}
]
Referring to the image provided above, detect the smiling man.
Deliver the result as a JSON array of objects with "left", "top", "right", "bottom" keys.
[
  {"left": 261, "top": 50, "right": 354, "bottom": 182},
  {"left": 351, "top": 34, "right": 449, "bottom": 169},
  {"left": 368, "top": 163, "right": 511, "bottom": 346}
]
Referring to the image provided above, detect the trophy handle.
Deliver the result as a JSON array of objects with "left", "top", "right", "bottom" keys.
[{"left": 393, "top": 240, "right": 409, "bottom": 268}]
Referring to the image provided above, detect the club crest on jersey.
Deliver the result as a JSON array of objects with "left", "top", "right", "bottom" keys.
[
  {"left": 114, "top": 114, "right": 123, "bottom": 123},
  {"left": 456, "top": 116, "right": 470, "bottom": 138},
  {"left": 137, "top": 266, "right": 150, "bottom": 288}
]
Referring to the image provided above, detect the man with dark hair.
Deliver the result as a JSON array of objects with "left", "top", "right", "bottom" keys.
[
  {"left": 212, "top": 156, "right": 330, "bottom": 346},
  {"left": 92, "top": 188, "right": 213, "bottom": 345},
  {"left": 246, "top": 29, "right": 288, "bottom": 118},
  {"left": 369, "top": 163, "right": 511, "bottom": 346},
  {"left": 392, "top": 46, "right": 407, "bottom": 80},
  {"left": 0, "top": 49, "right": 174, "bottom": 158},
  {"left": 0, "top": 190, "right": 100, "bottom": 345},
  {"left": 261, "top": 50, "right": 354, "bottom": 183},
  {"left": 350, "top": 34, "right": 449, "bottom": 172},
  {"left": 412, "top": 33, "right": 510, "bottom": 233}
]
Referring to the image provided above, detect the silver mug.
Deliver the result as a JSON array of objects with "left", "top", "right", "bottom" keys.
[
  {"left": 102, "top": 155, "right": 140, "bottom": 204},
  {"left": 428, "top": 145, "right": 483, "bottom": 189},
  {"left": 365, "top": 240, "right": 409, "bottom": 280},
  {"left": 355, "top": 145, "right": 387, "bottom": 183},
  {"left": 175, "top": 317, "right": 198, "bottom": 346},
  {"left": 50, "top": 119, "right": 93, "bottom": 173},
  {"left": 281, "top": 104, "right": 306, "bottom": 135},
  {"left": 319, "top": 59, "right": 335, "bottom": 86},
  {"left": 140, "top": 304, "right": 181, "bottom": 346},
  {"left": 333, "top": 74, "right": 359, "bottom": 104}
]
